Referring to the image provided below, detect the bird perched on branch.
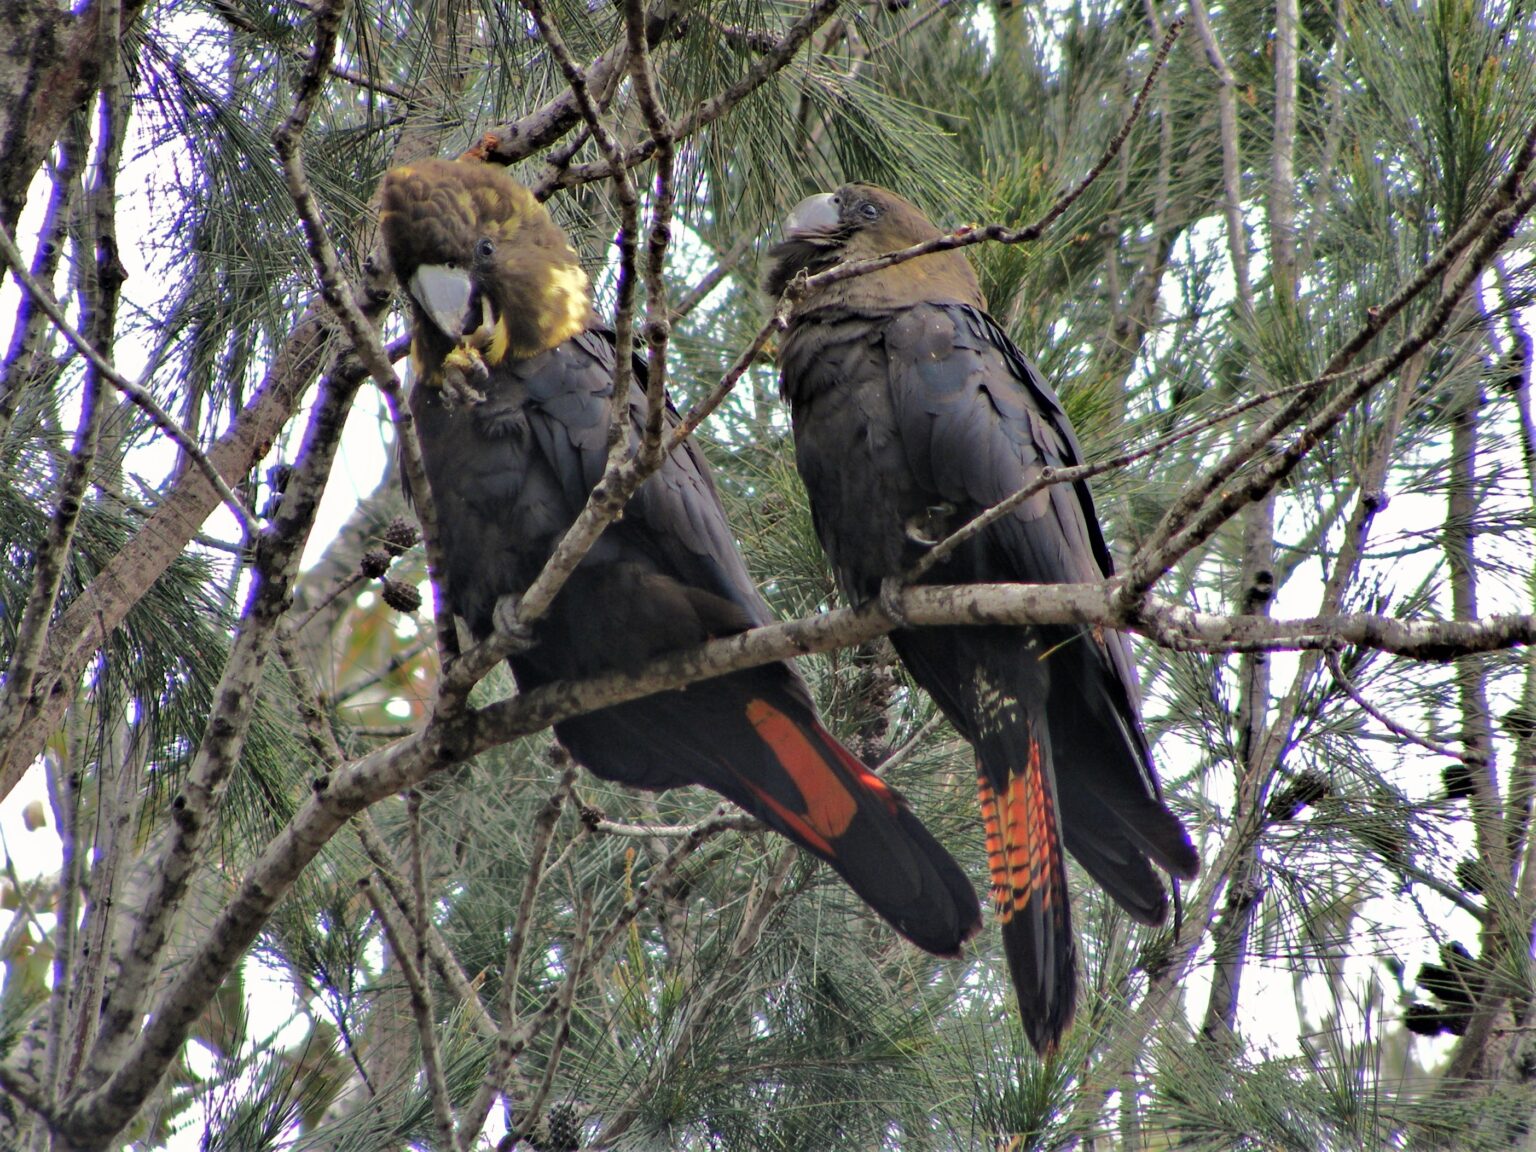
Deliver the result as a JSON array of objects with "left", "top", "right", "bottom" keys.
[
  {"left": 378, "top": 159, "right": 981, "bottom": 957},
  {"left": 766, "top": 183, "right": 1199, "bottom": 1053}
]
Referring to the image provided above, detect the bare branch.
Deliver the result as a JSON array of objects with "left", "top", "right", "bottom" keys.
[
  {"left": 670, "top": 236, "right": 753, "bottom": 321},
  {"left": 76, "top": 315, "right": 364, "bottom": 1108},
  {"left": 1121, "top": 148, "right": 1536, "bottom": 606},
  {"left": 271, "top": 0, "right": 457, "bottom": 675},
  {"left": 625, "top": 0, "right": 677, "bottom": 470},
  {"left": 1326, "top": 652, "right": 1466, "bottom": 763},
  {"left": 353, "top": 814, "right": 497, "bottom": 1039},
  {"left": 906, "top": 376, "right": 1323, "bottom": 583},
  {"left": 0, "top": 315, "right": 105, "bottom": 778},
  {"left": 582, "top": 805, "right": 760, "bottom": 840},
  {"left": 455, "top": 758, "right": 576, "bottom": 1146},
  {"left": 1187, "top": 0, "right": 1253, "bottom": 317},
  {"left": 497, "top": 891, "right": 588, "bottom": 1152},
  {"left": 470, "top": 0, "right": 646, "bottom": 681}
]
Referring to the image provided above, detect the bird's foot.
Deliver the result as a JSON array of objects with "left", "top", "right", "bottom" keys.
[
  {"left": 903, "top": 501, "right": 955, "bottom": 546},
  {"left": 878, "top": 576, "right": 911, "bottom": 628},
  {"left": 440, "top": 345, "right": 489, "bottom": 408},
  {"left": 492, "top": 594, "right": 536, "bottom": 654}
]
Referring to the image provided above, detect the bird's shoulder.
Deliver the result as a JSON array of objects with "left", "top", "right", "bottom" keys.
[
  {"left": 783, "top": 300, "right": 1116, "bottom": 583},
  {"left": 501, "top": 328, "right": 776, "bottom": 630}
]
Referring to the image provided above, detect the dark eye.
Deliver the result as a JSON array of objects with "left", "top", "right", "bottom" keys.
[
  {"left": 859, "top": 202, "right": 879, "bottom": 221},
  {"left": 475, "top": 237, "right": 495, "bottom": 259}
]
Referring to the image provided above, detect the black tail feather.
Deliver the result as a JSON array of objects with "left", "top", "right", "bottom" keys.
[{"left": 554, "top": 668, "right": 983, "bottom": 957}]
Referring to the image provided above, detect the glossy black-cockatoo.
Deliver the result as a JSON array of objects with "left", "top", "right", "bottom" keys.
[
  {"left": 766, "top": 183, "right": 1199, "bottom": 1053},
  {"left": 377, "top": 159, "right": 982, "bottom": 957}
]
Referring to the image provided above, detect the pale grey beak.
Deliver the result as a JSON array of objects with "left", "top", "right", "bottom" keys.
[
  {"left": 783, "top": 193, "right": 840, "bottom": 239},
  {"left": 408, "top": 264, "right": 486, "bottom": 339}
]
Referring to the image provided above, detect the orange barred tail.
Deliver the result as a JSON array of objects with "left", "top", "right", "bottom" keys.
[{"left": 976, "top": 736, "right": 1075, "bottom": 1056}]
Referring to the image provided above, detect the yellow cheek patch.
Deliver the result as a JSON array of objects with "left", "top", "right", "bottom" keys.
[
  {"left": 500, "top": 260, "right": 593, "bottom": 358},
  {"left": 543, "top": 262, "right": 591, "bottom": 347},
  {"left": 486, "top": 315, "right": 510, "bottom": 365}
]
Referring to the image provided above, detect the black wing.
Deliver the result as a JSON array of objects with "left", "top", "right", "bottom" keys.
[{"left": 880, "top": 303, "right": 1198, "bottom": 901}]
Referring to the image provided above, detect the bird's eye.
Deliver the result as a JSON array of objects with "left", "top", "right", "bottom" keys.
[
  {"left": 476, "top": 238, "right": 495, "bottom": 259},
  {"left": 859, "top": 202, "right": 880, "bottom": 222}
]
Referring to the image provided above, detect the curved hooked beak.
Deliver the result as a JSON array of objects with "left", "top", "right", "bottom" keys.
[
  {"left": 408, "top": 264, "right": 495, "bottom": 346},
  {"left": 782, "top": 193, "right": 840, "bottom": 241}
]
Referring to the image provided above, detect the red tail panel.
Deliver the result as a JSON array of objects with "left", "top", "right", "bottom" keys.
[{"left": 745, "top": 698, "right": 858, "bottom": 843}]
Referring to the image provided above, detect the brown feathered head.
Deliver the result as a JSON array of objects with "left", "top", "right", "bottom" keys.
[
  {"left": 379, "top": 159, "right": 593, "bottom": 365},
  {"left": 764, "top": 183, "right": 984, "bottom": 314}
]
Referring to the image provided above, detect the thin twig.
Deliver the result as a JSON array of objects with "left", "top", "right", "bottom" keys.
[
  {"left": 593, "top": 845, "right": 798, "bottom": 1146},
  {"left": 494, "top": 810, "right": 729, "bottom": 1069},
  {"left": 206, "top": 0, "right": 411, "bottom": 99},
  {"left": 1187, "top": 0, "right": 1253, "bottom": 318},
  {"left": 491, "top": 0, "right": 644, "bottom": 649},
  {"left": 1326, "top": 652, "right": 1465, "bottom": 763},
  {"left": 1124, "top": 119, "right": 1536, "bottom": 606},
  {"left": 286, "top": 571, "right": 368, "bottom": 637},
  {"left": 456, "top": 759, "right": 577, "bottom": 1146},
  {"left": 770, "top": 17, "right": 1184, "bottom": 303},
  {"left": 336, "top": 637, "right": 433, "bottom": 702},
  {"left": 582, "top": 804, "right": 760, "bottom": 839},
  {"left": 353, "top": 816, "right": 496, "bottom": 1041},
  {"left": 0, "top": 219, "right": 255, "bottom": 535},
  {"left": 670, "top": 236, "right": 753, "bottom": 321},
  {"left": 1141, "top": 195, "right": 1536, "bottom": 605},
  {"left": 270, "top": 0, "right": 458, "bottom": 671},
  {"left": 0, "top": 312, "right": 106, "bottom": 774},
  {"left": 300, "top": 650, "right": 494, "bottom": 1030},
  {"left": 535, "top": 0, "right": 845, "bottom": 196},
  {"left": 497, "top": 890, "right": 589, "bottom": 1151},
  {"left": 875, "top": 711, "right": 948, "bottom": 774},
  {"left": 625, "top": 0, "right": 678, "bottom": 470},
  {"left": 905, "top": 376, "right": 1323, "bottom": 583},
  {"left": 868, "top": 0, "right": 959, "bottom": 55},
  {"left": 359, "top": 876, "right": 456, "bottom": 1148}
]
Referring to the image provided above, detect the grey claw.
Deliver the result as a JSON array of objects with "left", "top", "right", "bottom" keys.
[{"left": 878, "top": 576, "right": 910, "bottom": 628}]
